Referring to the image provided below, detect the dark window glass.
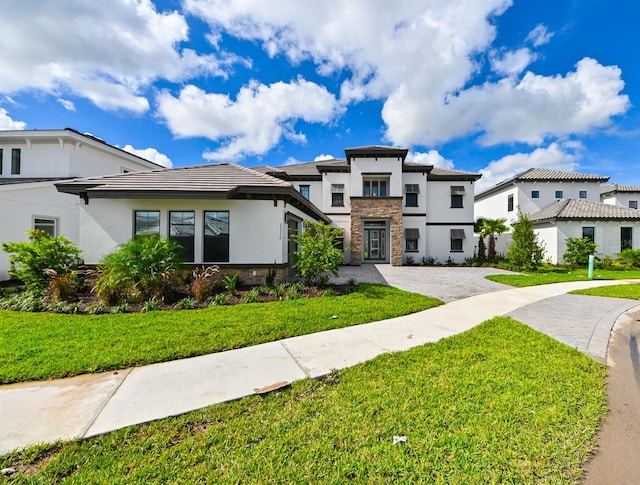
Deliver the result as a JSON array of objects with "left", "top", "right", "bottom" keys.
[
  {"left": 507, "top": 194, "right": 514, "bottom": 212},
  {"left": 34, "top": 218, "right": 56, "bottom": 237},
  {"left": 332, "top": 192, "right": 344, "bottom": 206},
  {"left": 451, "top": 194, "right": 463, "bottom": 208},
  {"left": 630, "top": 200, "right": 638, "bottom": 209},
  {"left": 531, "top": 190, "right": 539, "bottom": 199},
  {"left": 204, "top": 211, "right": 229, "bottom": 262},
  {"left": 405, "top": 192, "right": 418, "bottom": 207},
  {"left": 579, "top": 190, "right": 587, "bottom": 199},
  {"left": 621, "top": 227, "right": 633, "bottom": 251},
  {"left": 299, "top": 185, "right": 310, "bottom": 200},
  {"left": 582, "top": 226, "right": 595, "bottom": 242},
  {"left": 451, "top": 238, "right": 463, "bottom": 251},
  {"left": 134, "top": 211, "right": 160, "bottom": 236},
  {"left": 0, "top": 148, "right": 3, "bottom": 175},
  {"left": 11, "top": 148, "right": 20, "bottom": 174},
  {"left": 555, "top": 190, "right": 563, "bottom": 198},
  {"left": 170, "top": 211, "right": 195, "bottom": 262}
]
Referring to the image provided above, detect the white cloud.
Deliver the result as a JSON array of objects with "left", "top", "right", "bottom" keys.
[
  {"left": 314, "top": 154, "right": 335, "bottom": 161},
  {"left": 121, "top": 144, "right": 173, "bottom": 168},
  {"left": 157, "top": 79, "right": 342, "bottom": 160},
  {"left": 477, "top": 142, "right": 581, "bottom": 191},
  {"left": 186, "top": 0, "right": 628, "bottom": 151},
  {"left": 0, "top": 0, "right": 231, "bottom": 113},
  {"left": 57, "top": 99, "right": 76, "bottom": 111},
  {"left": 0, "top": 108, "right": 26, "bottom": 130},
  {"left": 490, "top": 48, "right": 537, "bottom": 77},
  {"left": 526, "top": 24, "right": 554, "bottom": 47},
  {"left": 409, "top": 150, "right": 454, "bottom": 169}
]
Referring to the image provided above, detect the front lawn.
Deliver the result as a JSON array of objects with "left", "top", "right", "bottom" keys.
[
  {"left": 1, "top": 317, "right": 607, "bottom": 483},
  {"left": 486, "top": 268, "right": 640, "bottom": 287},
  {"left": 0, "top": 284, "right": 440, "bottom": 384},
  {"left": 571, "top": 284, "right": 640, "bottom": 300}
]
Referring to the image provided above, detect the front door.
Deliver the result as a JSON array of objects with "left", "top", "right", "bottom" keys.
[{"left": 364, "top": 223, "right": 387, "bottom": 261}]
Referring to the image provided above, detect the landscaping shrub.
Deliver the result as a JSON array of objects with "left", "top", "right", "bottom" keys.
[
  {"left": 618, "top": 248, "right": 640, "bottom": 269},
  {"left": 1, "top": 230, "right": 82, "bottom": 293},
  {"left": 222, "top": 273, "right": 240, "bottom": 296},
  {"left": 292, "top": 221, "right": 344, "bottom": 286},
  {"left": 507, "top": 212, "right": 545, "bottom": 271},
  {"left": 94, "top": 235, "right": 183, "bottom": 304},
  {"left": 563, "top": 237, "right": 597, "bottom": 268},
  {"left": 188, "top": 266, "right": 219, "bottom": 302}
]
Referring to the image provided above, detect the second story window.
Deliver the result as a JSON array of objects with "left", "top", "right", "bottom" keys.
[
  {"left": 450, "top": 186, "right": 465, "bottom": 208},
  {"left": 531, "top": 190, "right": 539, "bottom": 199},
  {"left": 363, "top": 178, "right": 388, "bottom": 197},
  {"left": 555, "top": 190, "right": 563, "bottom": 199},
  {"left": 405, "top": 184, "right": 419, "bottom": 207},
  {"left": 507, "top": 194, "right": 514, "bottom": 212},
  {"left": 331, "top": 184, "right": 344, "bottom": 206},
  {"left": 579, "top": 190, "right": 587, "bottom": 199},
  {"left": 630, "top": 200, "right": 638, "bottom": 209},
  {"left": 0, "top": 148, "right": 3, "bottom": 175},
  {"left": 299, "top": 185, "right": 310, "bottom": 200},
  {"left": 11, "top": 148, "right": 21, "bottom": 175}
]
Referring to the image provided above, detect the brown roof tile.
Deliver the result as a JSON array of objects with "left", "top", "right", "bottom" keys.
[{"left": 530, "top": 199, "right": 640, "bottom": 223}]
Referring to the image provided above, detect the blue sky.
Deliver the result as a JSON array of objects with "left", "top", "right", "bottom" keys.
[{"left": 1, "top": 0, "right": 638, "bottom": 190}]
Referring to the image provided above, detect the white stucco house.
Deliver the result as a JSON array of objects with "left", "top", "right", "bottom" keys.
[
  {"left": 474, "top": 168, "right": 640, "bottom": 264},
  {"left": 601, "top": 183, "right": 640, "bottom": 210},
  {"left": 54, "top": 146, "right": 481, "bottom": 282},
  {"left": 0, "top": 129, "right": 162, "bottom": 281},
  {"left": 257, "top": 146, "right": 482, "bottom": 265}
]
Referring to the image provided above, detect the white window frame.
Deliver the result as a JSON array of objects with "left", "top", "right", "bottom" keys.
[{"left": 33, "top": 216, "right": 58, "bottom": 237}]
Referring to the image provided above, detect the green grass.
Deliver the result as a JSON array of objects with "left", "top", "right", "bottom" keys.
[
  {"left": 0, "top": 284, "right": 441, "bottom": 384},
  {"left": 571, "top": 283, "right": 640, "bottom": 300},
  {"left": 486, "top": 268, "right": 640, "bottom": 287},
  {"left": 1, "top": 317, "right": 607, "bottom": 484}
]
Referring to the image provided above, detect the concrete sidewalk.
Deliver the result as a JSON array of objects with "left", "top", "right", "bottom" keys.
[{"left": 1, "top": 278, "right": 639, "bottom": 455}]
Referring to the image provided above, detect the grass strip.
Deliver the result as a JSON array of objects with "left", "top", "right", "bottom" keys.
[
  {"left": 486, "top": 269, "right": 640, "bottom": 287},
  {"left": 1, "top": 317, "right": 607, "bottom": 484},
  {"left": 0, "top": 284, "right": 440, "bottom": 384},
  {"left": 570, "top": 283, "right": 640, "bottom": 300}
]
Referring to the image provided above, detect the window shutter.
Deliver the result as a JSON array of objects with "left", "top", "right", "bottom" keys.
[
  {"left": 404, "top": 228, "right": 420, "bottom": 239},
  {"left": 331, "top": 184, "right": 344, "bottom": 192},
  {"left": 450, "top": 185, "right": 465, "bottom": 195},
  {"left": 450, "top": 229, "right": 465, "bottom": 239},
  {"left": 404, "top": 184, "right": 420, "bottom": 193}
]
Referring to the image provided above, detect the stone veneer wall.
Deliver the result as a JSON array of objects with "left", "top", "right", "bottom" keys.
[{"left": 350, "top": 197, "right": 403, "bottom": 266}]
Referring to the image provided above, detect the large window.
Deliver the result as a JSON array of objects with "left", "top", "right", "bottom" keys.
[
  {"left": 450, "top": 186, "right": 464, "bottom": 208},
  {"left": 299, "top": 185, "right": 310, "bottom": 200},
  {"left": 134, "top": 210, "right": 160, "bottom": 236},
  {"left": 331, "top": 184, "right": 344, "bottom": 206},
  {"left": 507, "top": 194, "right": 514, "bottom": 212},
  {"left": 582, "top": 226, "right": 595, "bottom": 243},
  {"left": 169, "top": 211, "right": 195, "bottom": 262},
  {"left": 404, "top": 228, "right": 419, "bottom": 251},
  {"left": 405, "top": 184, "right": 419, "bottom": 207},
  {"left": 204, "top": 211, "right": 229, "bottom": 262},
  {"left": 363, "top": 178, "right": 388, "bottom": 197},
  {"left": 450, "top": 229, "right": 465, "bottom": 252},
  {"left": 33, "top": 217, "right": 57, "bottom": 237},
  {"left": 621, "top": 227, "right": 633, "bottom": 251},
  {"left": 11, "top": 148, "right": 21, "bottom": 175},
  {"left": 630, "top": 200, "right": 638, "bottom": 209}
]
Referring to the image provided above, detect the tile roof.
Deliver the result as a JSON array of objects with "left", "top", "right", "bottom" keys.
[
  {"left": 530, "top": 199, "right": 640, "bottom": 223},
  {"left": 600, "top": 183, "right": 640, "bottom": 195},
  {"left": 427, "top": 166, "right": 482, "bottom": 181},
  {"left": 475, "top": 168, "right": 610, "bottom": 200},
  {"left": 0, "top": 177, "right": 72, "bottom": 186}
]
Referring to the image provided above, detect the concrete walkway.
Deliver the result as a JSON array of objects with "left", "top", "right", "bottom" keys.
[{"left": 1, "top": 274, "right": 638, "bottom": 456}]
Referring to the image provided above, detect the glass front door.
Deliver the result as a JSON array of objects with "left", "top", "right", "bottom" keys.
[{"left": 364, "top": 223, "right": 387, "bottom": 261}]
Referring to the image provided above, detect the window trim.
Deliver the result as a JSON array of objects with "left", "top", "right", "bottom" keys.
[
  {"left": 555, "top": 190, "right": 563, "bottom": 199},
  {"left": 33, "top": 216, "right": 58, "bottom": 237},
  {"left": 331, "top": 184, "right": 345, "bottom": 206},
  {"left": 134, "top": 210, "right": 161, "bottom": 236},
  {"left": 404, "top": 228, "right": 420, "bottom": 252},
  {"left": 203, "top": 210, "right": 230, "bottom": 263},
  {"left": 11, "top": 148, "right": 21, "bottom": 175},
  {"left": 450, "top": 228, "right": 465, "bottom": 252},
  {"left": 405, "top": 184, "right": 419, "bottom": 207},
  {"left": 582, "top": 226, "right": 595, "bottom": 243},
  {"left": 169, "top": 210, "right": 196, "bottom": 263},
  {"left": 507, "top": 194, "right": 514, "bottom": 212},
  {"left": 0, "top": 148, "right": 3, "bottom": 175},
  {"left": 621, "top": 227, "right": 633, "bottom": 251},
  {"left": 630, "top": 200, "right": 638, "bottom": 209},
  {"left": 531, "top": 190, "right": 539, "bottom": 199},
  {"left": 299, "top": 185, "right": 310, "bottom": 200},
  {"left": 579, "top": 190, "right": 587, "bottom": 199},
  {"left": 363, "top": 177, "right": 389, "bottom": 197}
]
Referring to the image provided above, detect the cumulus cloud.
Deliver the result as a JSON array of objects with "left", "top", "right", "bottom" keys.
[
  {"left": 0, "top": 108, "right": 26, "bottom": 130},
  {"left": 490, "top": 48, "right": 537, "bottom": 76},
  {"left": 409, "top": 150, "right": 454, "bottom": 169},
  {"left": 314, "top": 154, "right": 335, "bottom": 161},
  {"left": 157, "top": 79, "right": 342, "bottom": 160},
  {"left": 526, "top": 24, "right": 554, "bottom": 47},
  {"left": 477, "top": 142, "right": 581, "bottom": 191},
  {"left": 57, "top": 99, "right": 76, "bottom": 111},
  {"left": 121, "top": 144, "right": 173, "bottom": 168},
  {"left": 0, "top": 0, "right": 231, "bottom": 113}
]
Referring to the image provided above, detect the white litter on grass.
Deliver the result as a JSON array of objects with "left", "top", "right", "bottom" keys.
[
  {"left": 331, "top": 315, "right": 338, "bottom": 319},
  {"left": 393, "top": 435, "right": 407, "bottom": 445}
]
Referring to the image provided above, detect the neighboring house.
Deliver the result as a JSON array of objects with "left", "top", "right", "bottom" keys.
[
  {"left": 474, "top": 168, "right": 640, "bottom": 263},
  {"left": 0, "top": 129, "right": 162, "bottom": 281},
  {"left": 55, "top": 163, "right": 330, "bottom": 284},
  {"left": 529, "top": 199, "right": 640, "bottom": 263},
  {"left": 600, "top": 183, "right": 640, "bottom": 210},
  {"left": 257, "top": 146, "right": 482, "bottom": 265}
]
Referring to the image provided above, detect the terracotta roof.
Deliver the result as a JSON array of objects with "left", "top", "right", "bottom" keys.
[
  {"left": 475, "top": 168, "right": 610, "bottom": 200},
  {"left": 55, "top": 162, "right": 329, "bottom": 222},
  {"left": 530, "top": 199, "right": 640, "bottom": 223},
  {"left": 600, "top": 183, "right": 640, "bottom": 195}
]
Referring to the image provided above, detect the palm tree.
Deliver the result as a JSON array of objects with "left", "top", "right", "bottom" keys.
[
  {"left": 480, "top": 218, "right": 508, "bottom": 263},
  {"left": 474, "top": 218, "right": 487, "bottom": 262}
]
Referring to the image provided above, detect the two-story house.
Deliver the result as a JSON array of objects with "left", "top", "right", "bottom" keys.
[
  {"left": 260, "top": 146, "right": 481, "bottom": 265},
  {"left": 601, "top": 183, "right": 640, "bottom": 210},
  {"left": 0, "top": 129, "right": 162, "bottom": 281},
  {"left": 474, "top": 168, "right": 640, "bottom": 263}
]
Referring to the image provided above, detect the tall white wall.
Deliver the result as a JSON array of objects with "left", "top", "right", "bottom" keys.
[
  {"left": 602, "top": 193, "right": 640, "bottom": 209},
  {"left": 350, "top": 157, "right": 403, "bottom": 197}
]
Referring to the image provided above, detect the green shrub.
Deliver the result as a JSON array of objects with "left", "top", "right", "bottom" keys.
[
  {"left": 188, "top": 266, "right": 219, "bottom": 302},
  {"left": 94, "top": 235, "right": 183, "bottom": 304},
  {"left": 173, "top": 297, "right": 197, "bottom": 310},
  {"left": 563, "top": 237, "right": 597, "bottom": 268},
  {"left": 292, "top": 222, "right": 344, "bottom": 286},
  {"left": 241, "top": 287, "right": 260, "bottom": 304},
  {"left": 141, "top": 299, "right": 160, "bottom": 313},
  {"left": 222, "top": 274, "right": 240, "bottom": 296},
  {"left": 209, "top": 293, "right": 228, "bottom": 306},
  {"left": 111, "top": 303, "right": 131, "bottom": 314},
  {"left": 619, "top": 248, "right": 640, "bottom": 269},
  {"left": 86, "top": 303, "right": 109, "bottom": 315},
  {"left": 45, "top": 269, "right": 82, "bottom": 302},
  {"left": 0, "top": 291, "right": 46, "bottom": 312},
  {"left": 1, "top": 230, "right": 82, "bottom": 292},
  {"left": 507, "top": 212, "right": 545, "bottom": 271}
]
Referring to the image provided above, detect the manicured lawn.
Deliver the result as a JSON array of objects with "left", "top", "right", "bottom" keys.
[
  {"left": 571, "top": 284, "right": 640, "bottom": 300},
  {"left": 1, "top": 317, "right": 607, "bottom": 484},
  {"left": 0, "top": 284, "right": 440, "bottom": 384},
  {"left": 486, "top": 268, "right": 640, "bottom": 287}
]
